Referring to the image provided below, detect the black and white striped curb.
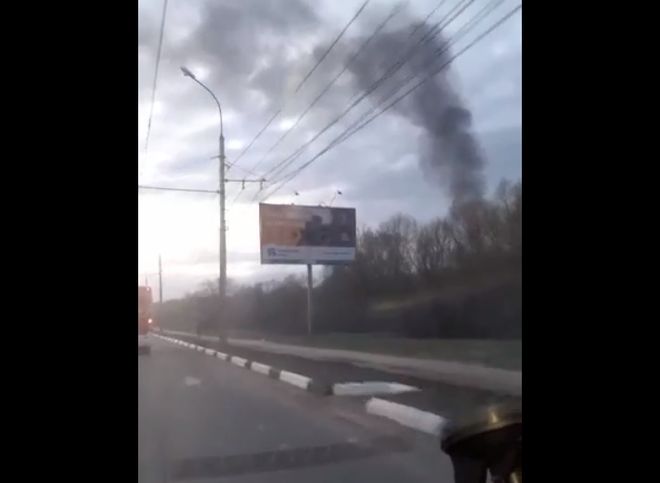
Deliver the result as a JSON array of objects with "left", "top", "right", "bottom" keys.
[
  {"left": 153, "top": 333, "right": 447, "bottom": 436},
  {"left": 365, "top": 398, "right": 447, "bottom": 436},
  {"left": 153, "top": 333, "right": 332, "bottom": 395}
]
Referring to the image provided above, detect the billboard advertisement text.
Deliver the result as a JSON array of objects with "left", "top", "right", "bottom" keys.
[{"left": 259, "top": 203, "right": 356, "bottom": 265}]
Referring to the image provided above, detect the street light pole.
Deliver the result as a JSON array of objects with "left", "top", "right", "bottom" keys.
[
  {"left": 218, "top": 122, "right": 227, "bottom": 304},
  {"left": 181, "top": 66, "right": 227, "bottom": 303}
]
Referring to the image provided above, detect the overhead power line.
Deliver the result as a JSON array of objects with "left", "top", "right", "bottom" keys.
[
  {"left": 259, "top": 4, "right": 522, "bottom": 202},
  {"left": 266, "top": 0, "right": 511, "bottom": 188},
  {"left": 228, "top": 183, "right": 254, "bottom": 209},
  {"left": 293, "top": 0, "right": 371, "bottom": 94},
  {"left": 139, "top": 185, "right": 218, "bottom": 194},
  {"left": 320, "top": 0, "right": 507, "bottom": 153},
  {"left": 408, "top": 0, "right": 449, "bottom": 37},
  {"left": 142, "top": 0, "right": 170, "bottom": 174},
  {"left": 264, "top": 0, "right": 488, "bottom": 189},
  {"left": 225, "top": 161, "right": 258, "bottom": 177},
  {"left": 227, "top": 0, "right": 371, "bottom": 173},
  {"left": 248, "top": 1, "right": 404, "bottom": 177},
  {"left": 346, "top": 0, "right": 469, "bottom": 108},
  {"left": 263, "top": 3, "right": 521, "bottom": 201},
  {"left": 257, "top": 0, "right": 473, "bottom": 190},
  {"left": 418, "top": 0, "right": 472, "bottom": 45},
  {"left": 230, "top": 108, "right": 281, "bottom": 167}
]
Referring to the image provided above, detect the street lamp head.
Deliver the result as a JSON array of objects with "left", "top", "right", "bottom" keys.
[{"left": 180, "top": 66, "right": 196, "bottom": 79}]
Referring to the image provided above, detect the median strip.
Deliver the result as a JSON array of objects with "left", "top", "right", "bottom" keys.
[
  {"left": 333, "top": 382, "right": 420, "bottom": 397},
  {"left": 152, "top": 331, "right": 448, "bottom": 435},
  {"left": 152, "top": 333, "right": 327, "bottom": 396},
  {"left": 365, "top": 398, "right": 446, "bottom": 436},
  {"left": 278, "top": 370, "right": 311, "bottom": 390},
  {"left": 230, "top": 356, "right": 249, "bottom": 368},
  {"left": 250, "top": 362, "right": 272, "bottom": 376}
]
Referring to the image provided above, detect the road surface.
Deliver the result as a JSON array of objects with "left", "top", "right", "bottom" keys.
[
  {"left": 139, "top": 336, "right": 454, "bottom": 482},
  {"left": 161, "top": 329, "right": 521, "bottom": 395}
]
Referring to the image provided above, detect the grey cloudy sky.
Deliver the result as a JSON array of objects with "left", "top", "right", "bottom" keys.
[{"left": 138, "top": 0, "right": 522, "bottom": 299}]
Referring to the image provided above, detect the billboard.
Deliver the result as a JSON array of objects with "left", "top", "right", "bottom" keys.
[{"left": 259, "top": 203, "right": 356, "bottom": 265}]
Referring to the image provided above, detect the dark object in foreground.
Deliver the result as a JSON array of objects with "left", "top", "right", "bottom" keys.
[
  {"left": 441, "top": 401, "right": 521, "bottom": 483},
  {"left": 138, "top": 345, "right": 151, "bottom": 356}
]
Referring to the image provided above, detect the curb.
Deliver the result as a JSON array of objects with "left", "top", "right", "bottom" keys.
[
  {"left": 365, "top": 397, "right": 446, "bottom": 436},
  {"left": 153, "top": 333, "right": 331, "bottom": 396},
  {"left": 154, "top": 332, "right": 446, "bottom": 434}
]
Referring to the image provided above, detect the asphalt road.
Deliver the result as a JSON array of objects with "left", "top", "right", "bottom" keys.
[
  {"left": 164, "top": 330, "right": 521, "bottom": 395},
  {"left": 171, "top": 333, "right": 517, "bottom": 419},
  {"left": 139, "top": 337, "right": 454, "bottom": 483}
]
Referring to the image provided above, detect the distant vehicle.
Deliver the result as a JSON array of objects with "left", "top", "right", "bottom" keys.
[{"left": 138, "top": 286, "right": 154, "bottom": 355}]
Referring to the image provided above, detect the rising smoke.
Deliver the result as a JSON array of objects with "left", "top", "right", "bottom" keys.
[
  {"left": 141, "top": 0, "right": 488, "bottom": 204},
  {"left": 347, "top": 21, "right": 486, "bottom": 205}
]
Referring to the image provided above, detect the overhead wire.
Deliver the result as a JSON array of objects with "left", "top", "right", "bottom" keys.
[
  {"left": 225, "top": 161, "right": 259, "bottom": 177},
  {"left": 259, "top": 3, "right": 522, "bottom": 202},
  {"left": 229, "top": 109, "right": 281, "bottom": 167},
  {"left": 345, "top": 0, "right": 469, "bottom": 108},
  {"left": 293, "top": 0, "right": 371, "bottom": 94},
  {"left": 257, "top": 0, "right": 475, "bottom": 190},
  {"left": 408, "top": 0, "right": 449, "bottom": 37},
  {"left": 246, "top": 1, "right": 405, "bottom": 177},
  {"left": 266, "top": 0, "right": 510, "bottom": 191},
  {"left": 322, "top": 0, "right": 507, "bottom": 151},
  {"left": 263, "top": 3, "right": 521, "bottom": 201},
  {"left": 229, "top": 185, "right": 247, "bottom": 208},
  {"left": 417, "top": 0, "right": 472, "bottom": 45},
  {"left": 226, "top": 0, "right": 371, "bottom": 173},
  {"left": 141, "top": 0, "right": 170, "bottom": 177},
  {"left": 139, "top": 185, "right": 218, "bottom": 194},
  {"left": 265, "top": 0, "right": 492, "bottom": 189}
]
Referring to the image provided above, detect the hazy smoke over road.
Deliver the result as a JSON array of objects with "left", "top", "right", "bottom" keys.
[{"left": 348, "top": 21, "right": 486, "bottom": 205}]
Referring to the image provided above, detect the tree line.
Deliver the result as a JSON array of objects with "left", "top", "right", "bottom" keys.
[{"left": 157, "top": 179, "right": 521, "bottom": 339}]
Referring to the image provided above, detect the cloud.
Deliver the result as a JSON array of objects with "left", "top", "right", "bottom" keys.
[{"left": 138, "top": 0, "right": 522, "bottom": 299}]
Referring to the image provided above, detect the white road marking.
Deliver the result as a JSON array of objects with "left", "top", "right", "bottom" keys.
[
  {"left": 333, "top": 382, "right": 420, "bottom": 397},
  {"left": 205, "top": 348, "right": 215, "bottom": 356},
  {"left": 184, "top": 376, "right": 201, "bottom": 387},
  {"left": 365, "top": 398, "right": 446, "bottom": 436},
  {"left": 216, "top": 352, "right": 228, "bottom": 360}
]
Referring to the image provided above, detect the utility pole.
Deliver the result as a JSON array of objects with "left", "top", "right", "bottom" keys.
[
  {"left": 180, "top": 66, "right": 227, "bottom": 304},
  {"left": 219, "top": 130, "right": 226, "bottom": 301},
  {"left": 176, "top": 66, "right": 266, "bottom": 338},
  {"left": 158, "top": 254, "right": 163, "bottom": 304}
]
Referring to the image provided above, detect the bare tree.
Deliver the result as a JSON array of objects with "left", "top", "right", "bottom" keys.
[
  {"left": 416, "top": 218, "right": 453, "bottom": 278},
  {"left": 155, "top": 179, "right": 522, "bottom": 339},
  {"left": 378, "top": 214, "right": 418, "bottom": 278}
]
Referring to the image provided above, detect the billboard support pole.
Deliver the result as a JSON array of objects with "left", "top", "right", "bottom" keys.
[
  {"left": 158, "top": 254, "right": 163, "bottom": 304},
  {"left": 306, "top": 264, "right": 313, "bottom": 336}
]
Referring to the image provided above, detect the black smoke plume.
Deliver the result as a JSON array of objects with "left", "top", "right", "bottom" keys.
[{"left": 348, "top": 21, "right": 486, "bottom": 205}]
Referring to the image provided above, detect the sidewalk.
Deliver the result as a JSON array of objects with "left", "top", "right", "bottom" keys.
[{"left": 160, "top": 329, "right": 521, "bottom": 395}]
